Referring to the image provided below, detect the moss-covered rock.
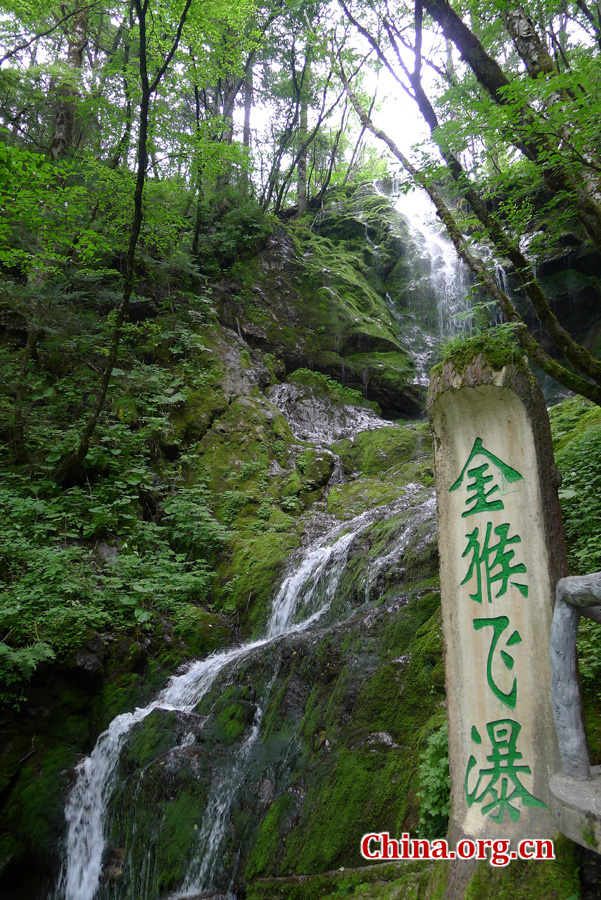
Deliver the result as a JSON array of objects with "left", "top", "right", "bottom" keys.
[
  {"left": 2, "top": 746, "right": 77, "bottom": 861},
  {"left": 248, "top": 860, "right": 432, "bottom": 900},
  {"left": 215, "top": 531, "right": 301, "bottom": 633},
  {"left": 214, "top": 187, "right": 427, "bottom": 417},
  {"left": 464, "top": 835, "right": 580, "bottom": 900},
  {"left": 332, "top": 425, "right": 419, "bottom": 478}
]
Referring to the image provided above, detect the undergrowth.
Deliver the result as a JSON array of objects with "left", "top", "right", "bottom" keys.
[{"left": 0, "top": 285, "right": 230, "bottom": 706}]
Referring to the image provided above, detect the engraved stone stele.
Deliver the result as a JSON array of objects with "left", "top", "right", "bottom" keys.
[{"left": 428, "top": 356, "right": 567, "bottom": 842}]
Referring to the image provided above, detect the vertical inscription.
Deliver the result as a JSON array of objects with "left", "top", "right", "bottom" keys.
[{"left": 451, "top": 437, "right": 546, "bottom": 823}]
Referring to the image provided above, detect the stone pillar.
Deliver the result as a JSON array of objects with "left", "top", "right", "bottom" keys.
[{"left": 428, "top": 356, "right": 567, "bottom": 842}]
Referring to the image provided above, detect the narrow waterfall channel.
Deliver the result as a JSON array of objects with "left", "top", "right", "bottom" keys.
[{"left": 55, "top": 481, "right": 436, "bottom": 900}]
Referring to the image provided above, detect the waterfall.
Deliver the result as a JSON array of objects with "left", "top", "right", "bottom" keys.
[
  {"left": 57, "top": 639, "right": 269, "bottom": 900},
  {"left": 395, "top": 187, "right": 473, "bottom": 339},
  {"left": 177, "top": 693, "right": 268, "bottom": 897},
  {"left": 370, "top": 180, "right": 474, "bottom": 385},
  {"left": 54, "top": 494, "right": 424, "bottom": 900}
]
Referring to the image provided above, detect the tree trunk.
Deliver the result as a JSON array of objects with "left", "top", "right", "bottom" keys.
[
  {"left": 503, "top": 5, "right": 557, "bottom": 76},
  {"left": 297, "top": 96, "right": 308, "bottom": 215},
  {"left": 241, "top": 63, "right": 253, "bottom": 194},
  {"left": 50, "top": 2, "right": 88, "bottom": 160},
  {"left": 422, "top": 0, "right": 601, "bottom": 253},
  {"left": 55, "top": 0, "right": 194, "bottom": 484}
]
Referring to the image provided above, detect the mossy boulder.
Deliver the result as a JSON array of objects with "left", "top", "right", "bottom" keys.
[
  {"left": 215, "top": 531, "right": 301, "bottom": 634},
  {"left": 2, "top": 746, "right": 77, "bottom": 861},
  {"left": 332, "top": 425, "right": 419, "bottom": 478},
  {"left": 214, "top": 187, "right": 427, "bottom": 418}
]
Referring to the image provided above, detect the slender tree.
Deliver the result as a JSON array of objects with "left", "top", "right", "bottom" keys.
[{"left": 55, "top": 0, "right": 195, "bottom": 482}]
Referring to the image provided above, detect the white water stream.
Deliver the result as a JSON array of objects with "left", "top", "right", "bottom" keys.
[
  {"left": 56, "top": 504, "right": 400, "bottom": 900},
  {"left": 396, "top": 187, "right": 473, "bottom": 339}
]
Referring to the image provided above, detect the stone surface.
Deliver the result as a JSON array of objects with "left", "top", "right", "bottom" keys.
[
  {"left": 550, "top": 572, "right": 601, "bottom": 780},
  {"left": 549, "top": 767, "right": 601, "bottom": 854},
  {"left": 428, "top": 357, "right": 567, "bottom": 842}
]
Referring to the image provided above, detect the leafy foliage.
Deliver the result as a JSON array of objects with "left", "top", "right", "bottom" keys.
[
  {"left": 417, "top": 723, "right": 450, "bottom": 838},
  {"left": 550, "top": 397, "right": 601, "bottom": 703},
  {"left": 0, "top": 276, "right": 233, "bottom": 704},
  {"left": 550, "top": 398, "right": 601, "bottom": 573}
]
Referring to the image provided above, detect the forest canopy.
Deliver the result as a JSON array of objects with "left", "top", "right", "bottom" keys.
[{"left": 2, "top": 0, "right": 601, "bottom": 412}]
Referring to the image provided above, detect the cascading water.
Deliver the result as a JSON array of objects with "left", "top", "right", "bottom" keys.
[
  {"left": 55, "top": 490, "right": 431, "bottom": 900},
  {"left": 57, "top": 639, "right": 268, "bottom": 900},
  {"left": 394, "top": 187, "right": 473, "bottom": 339},
  {"left": 177, "top": 689, "right": 269, "bottom": 897},
  {"left": 371, "top": 180, "right": 475, "bottom": 384}
]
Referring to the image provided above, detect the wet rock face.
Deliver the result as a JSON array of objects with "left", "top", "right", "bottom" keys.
[
  {"left": 89, "top": 492, "right": 441, "bottom": 900},
  {"left": 506, "top": 242, "right": 601, "bottom": 355},
  {"left": 213, "top": 186, "right": 431, "bottom": 419},
  {"left": 267, "top": 383, "right": 389, "bottom": 444}
]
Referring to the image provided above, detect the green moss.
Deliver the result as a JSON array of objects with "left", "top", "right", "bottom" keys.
[
  {"left": 283, "top": 469, "right": 303, "bottom": 497},
  {"left": 221, "top": 205, "right": 422, "bottom": 417},
  {"left": 3, "top": 746, "right": 77, "bottom": 857},
  {"left": 353, "top": 607, "right": 444, "bottom": 737},
  {"left": 549, "top": 396, "right": 601, "bottom": 453},
  {"left": 431, "top": 325, "right": 521, "bottom": 378},
  {"left": 297, "top": 449, "right": 335, "bottom": 492},
  {"left": 116, "top": 773, "right": 209, "bottom": 895},
  {"left": 216, "top": 702, "right": 249, "bottom": 743},
  {"left": 464, "top": 835, "right": 580, "bottom": 900},
  {"left": 326, "top": 480, "right": 402, "bottom": 519},
  {"left": 346, "top": 351, "right": 413, "bottom": 378},
  {"left": 247, "top": 861, "right": 432, "bottom": 900},
  {"left": 269, "top": 594, "right": 444, "bottom": 877},
  {"left": 171, "top": 386, "right": 228, "bottom": 444},
  {"left": 330, "top": 424, "right": 433, "bottom": 489},
  {"left": 172, "top": 606, "right": 231, "bottom": 656},
  {"left": 262, "top": 675, "right": 292, "bottom": 742},
  {"left": 125, "top": 710, "right": 179, "bottom": 768},
  {"left": 288, "top": 369, "right": 379, "bottom": 412},
  {"left": 92, "top": 672, "right": 144, "bottom": 732},
  {"left": 246, "top": 794, "right": 296, "bottom": 879},
  {"left": 216, "top": 531, "right": 300, "bottom": 633},
  {"left": 403, "top": 520, "right": 440, "bottom": 589},
  {"left": 282, "top": 748, "right": 410, "bottom": 873},
  {"left": 156, "top": 790, "right": 204, "bottom": 888},
  {"left": 332, "top": 426, "right": 419, "bottom": 479},
  {"left": 582, "top": 822, "right": 596, "bottom": 847}
]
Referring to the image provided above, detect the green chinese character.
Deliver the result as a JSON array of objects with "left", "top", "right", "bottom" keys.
[
  {"left": 473, "top": 616, "right": 522, "bottom": 709},
  {"left": 461, "top": 521, "right": 528, "bottom": 604},
  {"left": 465, "top": 720, "right": 547, "bottom": 823},
  {"left": 450, "top": 437, "right": 523, "bottom": 518}
]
